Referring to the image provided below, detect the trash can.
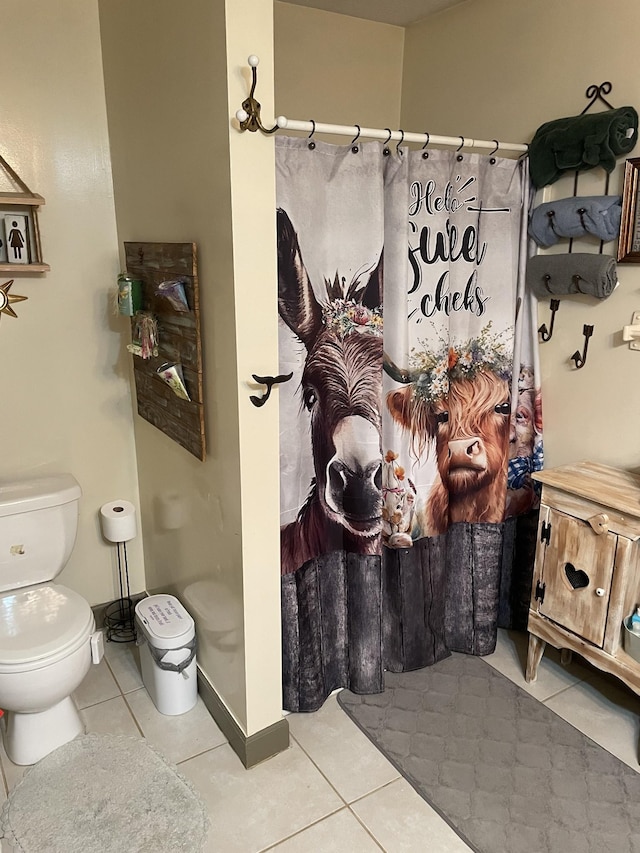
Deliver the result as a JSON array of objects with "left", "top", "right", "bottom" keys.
[{"left": 135, "top": 594, "right": 197, "bottom": 715}]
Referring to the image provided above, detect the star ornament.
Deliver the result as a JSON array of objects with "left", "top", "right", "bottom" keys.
[{"left": 0, "top": 280, "right": 28, "bottom": 319}]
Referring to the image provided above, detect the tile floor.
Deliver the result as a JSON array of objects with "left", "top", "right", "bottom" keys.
[{"left": 1, "top": 629, "right": 638, "bottom": 852}]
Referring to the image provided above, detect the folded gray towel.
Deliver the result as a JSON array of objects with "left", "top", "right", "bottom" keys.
[
  {"left": 529, "top": 196, "right": 622, "bottom": 247},
  {"left": 526, "top": 253, "right": 618, "bottom": 299}
]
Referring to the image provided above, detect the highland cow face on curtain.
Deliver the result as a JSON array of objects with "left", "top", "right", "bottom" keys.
[{"left": 384, "top": 327, "right": 513, "bottom": 536}]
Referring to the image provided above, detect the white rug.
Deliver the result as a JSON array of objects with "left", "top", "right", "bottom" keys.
[{"left": 0, "top": 734, "right": 209, "bottom": 853}]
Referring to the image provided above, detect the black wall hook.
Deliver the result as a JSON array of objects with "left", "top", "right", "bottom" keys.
[
  {"left": 570, "top": 324, "right": 594, "bottom": 369},
  {"left": 250, "top": 372, "right": 293, "bottom": 407},
  {"left": 538, "top": 299, "right": 560, "bottom": 342}
]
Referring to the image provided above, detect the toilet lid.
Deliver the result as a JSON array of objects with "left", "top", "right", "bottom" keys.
[{"left": 0, "top": 583, "right": 94, "bottom": 667}]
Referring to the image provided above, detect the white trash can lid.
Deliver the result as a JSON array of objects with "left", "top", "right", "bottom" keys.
[{"left": 135, "top": 594, "right": 195, "bottom": 649}]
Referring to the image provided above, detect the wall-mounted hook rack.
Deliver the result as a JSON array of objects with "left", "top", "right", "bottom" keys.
[
  {"left": 250, "top": 372, "right": 293, "bottom": 407},
  {"left": 570, "top": 324, "right": 594, "bottom": 369},
  {"left": 538, "top": 299, "right": 560, "bottom": 342}
]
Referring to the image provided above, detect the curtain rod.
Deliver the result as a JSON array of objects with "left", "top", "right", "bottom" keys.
[
  {"left": 235, "top": 55, "right": 529, "bottom": 155},
  {"left": 273, "top": 117, "right": 528, "bottom": 154}
]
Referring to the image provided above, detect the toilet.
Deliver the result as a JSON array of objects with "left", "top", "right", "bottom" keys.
[{"left": 0, "top": 473, "right": 103, "bottom": 765}]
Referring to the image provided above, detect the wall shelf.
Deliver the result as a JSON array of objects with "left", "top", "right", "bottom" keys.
[
  {"left": 0, "top": 263, "right": 50, "bottom": 274},
  {"left": 0, "top": 156, "right": 48, "bottom": 272}
]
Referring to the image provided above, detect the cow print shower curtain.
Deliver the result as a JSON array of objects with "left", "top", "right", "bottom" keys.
[{"left": 276, "top": 135, "right": 540, "bottom": 712}]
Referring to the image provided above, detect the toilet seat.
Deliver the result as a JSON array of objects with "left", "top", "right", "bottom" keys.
[{"left": 0, "top": 583, "right": 94, "bottom": 673}]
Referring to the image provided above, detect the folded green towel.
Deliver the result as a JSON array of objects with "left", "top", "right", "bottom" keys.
[{"left": 529, "top": 106, "right": 638, "bottom": 188}]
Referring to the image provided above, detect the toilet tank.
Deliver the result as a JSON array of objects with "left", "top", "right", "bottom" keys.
[{"left": 0, "top": 474, "right": 82, "bottom": 593}]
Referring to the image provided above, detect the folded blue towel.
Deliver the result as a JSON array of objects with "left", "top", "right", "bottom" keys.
[{"left": 529, "top": 196, "right": 622, "bottom": 247}]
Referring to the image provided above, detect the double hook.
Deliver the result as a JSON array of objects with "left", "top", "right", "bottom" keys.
[{"left": 236, "top": 56, "right": 279, "bottom": 134}]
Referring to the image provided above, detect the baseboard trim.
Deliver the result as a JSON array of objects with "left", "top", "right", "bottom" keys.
[
  {"left": 93, "top": 595, "right": 288, "bottom": 768},
  {"left": 197, "top": 669, "right": 289, "bottom": 769}
]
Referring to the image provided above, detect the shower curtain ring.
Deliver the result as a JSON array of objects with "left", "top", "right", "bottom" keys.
[
  {"left": 489, "top": 139, "right": 499, "bottom": 163},
  {"left": 422, "top": 132, "right": 430, "bottom": 159},
  {"left": 308, "top": 119, "right": 316, "bottom": 150},
  {"left": 351, "top": 125, "right": 361, "bottom": 152},
  {"left": 456, "top": 136, "right": 465, "bottom": 160},
  {"left": 396, "top": 129, "right": 405, "bottom": 154},
  {"left": 383, "top": 128, "right": 392, "bottom": 156}
]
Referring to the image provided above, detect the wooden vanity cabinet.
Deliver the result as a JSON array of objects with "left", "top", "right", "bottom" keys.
[{"left": 526, "top": 461, "right": 640, "bottom": 696}]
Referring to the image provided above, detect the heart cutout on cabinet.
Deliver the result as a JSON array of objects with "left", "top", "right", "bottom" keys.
[{"left": 564, "top": 562, "right": 589, "bottom": 589}]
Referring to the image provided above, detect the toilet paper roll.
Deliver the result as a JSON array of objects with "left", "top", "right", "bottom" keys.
[{"left": 100, "top": 500, "right": 137, "bottom": 543}]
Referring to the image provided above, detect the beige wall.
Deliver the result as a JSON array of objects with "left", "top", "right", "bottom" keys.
[
  {"left": 402, "top": 0, "right": 640, "bottom": 470},
  {"left": 99, "top": 0, "right": 282, "bottom": 735},
  {"left": 275, "top": 2, "right": 405, "bottom": 134},
  {"left": 0, "top": 0, "right": 144, "bottom": 605}
]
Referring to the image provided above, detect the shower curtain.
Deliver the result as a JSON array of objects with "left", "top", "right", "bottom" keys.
[{"left": 276, "top": 135, "right": 540, "bottom": 712}]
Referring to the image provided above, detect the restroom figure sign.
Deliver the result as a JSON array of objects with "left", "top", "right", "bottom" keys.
[{"left": 3, "top": 215, "right": 29, "bottom": 265}]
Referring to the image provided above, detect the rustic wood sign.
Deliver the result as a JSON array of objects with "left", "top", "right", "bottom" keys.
[{"left": 124, "top": 241, "right": 205, "bottom": 461}]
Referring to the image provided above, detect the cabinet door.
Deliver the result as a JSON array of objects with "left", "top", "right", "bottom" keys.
[{"left": 537, "top": 508, "right": 617, "bottom": 647}]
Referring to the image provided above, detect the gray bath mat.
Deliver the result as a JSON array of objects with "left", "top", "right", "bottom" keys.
[
  {"left": 1, "top": 733, "right": 208, "bottom": 852},
  {"left": 338, "top": 653, "right": 640, "bottom": 853}
]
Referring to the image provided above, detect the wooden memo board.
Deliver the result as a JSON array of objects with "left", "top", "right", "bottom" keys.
[{"left": 124, "top": 242, "right": 206, "bottom": 461}]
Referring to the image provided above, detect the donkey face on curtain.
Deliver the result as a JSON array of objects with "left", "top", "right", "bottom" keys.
[{"left": 277, "top": 208, "right": 384, "bottom": 575}]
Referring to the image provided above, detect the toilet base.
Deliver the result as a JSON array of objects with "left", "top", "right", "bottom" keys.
[{"left": 4, "top": 697, "right": 85, "bottom": 765}]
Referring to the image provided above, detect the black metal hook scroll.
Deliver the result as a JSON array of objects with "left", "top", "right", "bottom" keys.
[
  {"left": 580, "top": 82, "right": 616, "bottom": 115},
  {"left": 570, "top": 325, "right": 594, "bottom": 369},
  {"left": 250, "top": 372, "right": 293, "bottom": 407},
  {"left": 538, "top": 299, "right": 560, "bottom": 342}
]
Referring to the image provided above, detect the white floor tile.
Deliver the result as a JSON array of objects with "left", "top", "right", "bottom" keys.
[
  {"left": 351, "top": 778, "right": 473, "bottom": 853},
  {"left": 73, "top": 657, "right": 121, "bottom": 709},
  {"left": 483, "top": 628, "right": 592, "bottom": 701},
  {"left": 80, "top": 695, "right": 141, "bottom": 738},
  {"left": 544, "top": 673, "right": 640, "bottom": 769},
  {"left": 265, "top": 808, "right": 382, "bottom": 852},
  {"left": 180, "top": 741, "right": 343, "bottom": 853},
  {"left": 103, "top": 639, "right": 144, "bottom": 693},
  {"left": 288, "top": 693, "right": 399, "bottom": 803},
  {"left": 126, "top": 689, "right": 227, "bottom": 764}
]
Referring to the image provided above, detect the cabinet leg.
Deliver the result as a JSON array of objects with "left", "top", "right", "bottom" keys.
[
  {"left": 525, "top": 633, "right": 546, "bottom": 683},
  {"left": 560, "top": 649, "right": 573, "bottom": 667}
]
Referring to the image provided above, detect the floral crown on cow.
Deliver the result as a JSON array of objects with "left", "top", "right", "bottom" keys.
[{"left": 410, "top": 322, "right": 512, "bottom": 403}]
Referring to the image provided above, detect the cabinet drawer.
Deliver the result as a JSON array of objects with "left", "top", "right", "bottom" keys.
[{"left": 536, "top": 508, "right": 616, "bottom": 647}]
